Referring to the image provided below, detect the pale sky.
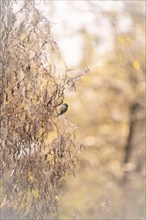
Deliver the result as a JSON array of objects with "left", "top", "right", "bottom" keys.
[
  {"left": 36, "top": 1, "right": 131, "bottom": 66},
  {"left": 14, "top": 1, "right": 133, "bottom": 66}
]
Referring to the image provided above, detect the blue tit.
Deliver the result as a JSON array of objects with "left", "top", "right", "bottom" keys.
[{"left": 57, "top": 103, "right": 68, "bottom": 117}]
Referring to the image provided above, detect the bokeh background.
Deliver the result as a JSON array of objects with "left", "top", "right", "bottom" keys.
[
  {"left": 39, "top": 1, "right": 145, "bottom": 219},
  {"left": 9, "top": 0, "right": 146, "bottom": 219}
]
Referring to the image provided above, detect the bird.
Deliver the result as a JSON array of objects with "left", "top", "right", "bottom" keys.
[{"left": 56, "top": 103, "right": 68, "bottom": 117}]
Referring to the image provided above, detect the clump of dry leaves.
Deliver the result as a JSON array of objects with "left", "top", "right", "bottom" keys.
[{"left": 0, "top": 0, "right": 88, "bottom": 219}]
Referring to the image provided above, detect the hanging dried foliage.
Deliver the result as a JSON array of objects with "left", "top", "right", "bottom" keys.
[{"left": 0, "top": 0, "right": 88, "bottom": 218}]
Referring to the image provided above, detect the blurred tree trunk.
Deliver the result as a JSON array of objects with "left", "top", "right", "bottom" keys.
[
  {"left": 124, "top": 103, "right": 139, "bottom": 164},
  {"left": 123, "top": 102, "right": 144, "bottom": 181}
]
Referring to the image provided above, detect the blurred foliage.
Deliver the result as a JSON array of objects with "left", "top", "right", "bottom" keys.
[{"left": 54, "top": 1, "right": 145, "bottom": 219}]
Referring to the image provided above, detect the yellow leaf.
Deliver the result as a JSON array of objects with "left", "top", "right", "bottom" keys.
[
  {"left": 133, "top": 60, "right": 141, "bottom": 70},
  {"left": 20, "top": 33, "right": 26, "bottom": 41},
  {"left": 118, "top": 36, "right": 132, "bottom": 48},
  {"left": 21, "top": 203, "right": 25, "bottom": 208},
  {"left": 32, "top": 189, "right": 39, "bottom": 198},
  {"left": 29, "top": 175, "right": 34, "bottom": 182},
  {"left": 118, "top": 36, "right": 125, "bottom": 44}
]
